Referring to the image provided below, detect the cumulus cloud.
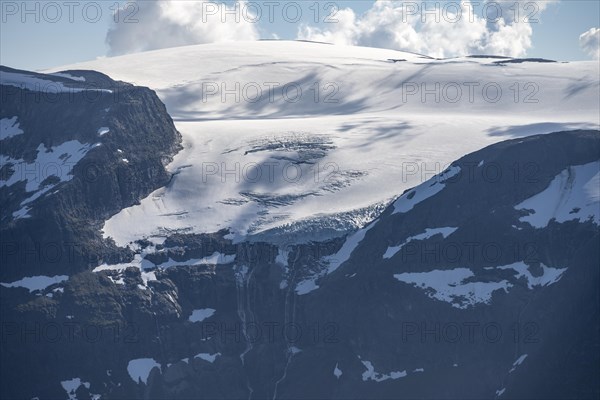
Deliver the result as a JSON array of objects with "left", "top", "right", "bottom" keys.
[
  {"left": 106, "top": 1, "right": 259, "bottom": 56},
  {"left": 579, "top": 28, "right": 600, "bottom": 60},
  {"left": 298, "top": 0, "right": 554, "bottom": 58}
]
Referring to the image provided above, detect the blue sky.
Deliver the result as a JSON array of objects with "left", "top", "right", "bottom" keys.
[{"left": 1, "top": 1, "right": 599, "bottom": 71}]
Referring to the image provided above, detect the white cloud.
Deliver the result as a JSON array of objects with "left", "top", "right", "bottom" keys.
[
  {"left": 106, "top": 1, "right": 259, "bottom": 56},
  {"left": 579, "top": 27, "right": 600, "bottom": 60},
  {"left": 298, "top": 0, "right": 554, "bottom": 58}
]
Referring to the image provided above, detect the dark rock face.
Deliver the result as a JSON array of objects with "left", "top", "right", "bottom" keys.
[
  {"left": 292, "top": 130, "right": 600, "bottom": 400},
  {"left": 0, "top": 66, "right": 180, "bottom": 398},
  {"left": 1, "top": 68, "right": 598, "bottom": 400},
  {"left": 0, "top": 66, "right": 182, "bottom": 280}
]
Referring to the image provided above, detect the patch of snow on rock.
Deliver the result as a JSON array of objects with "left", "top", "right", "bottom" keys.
[
  {"left": 127, "top": 358, "right": 161, "bottom": 384},
  {"left": 194, "top": 352, "right": 221, "bottom": 363},
  {"left": 0, "top": 116, "right": 24, "bottom": 140},
  {"left": 61, "top": 378, "right": 90, "bottom": 400},
  {"left": 295, "top": 278, "right": 319, "bottom": 295},
  {"left": 509, "top": 354, "right": 528, "bottom": 373},
  {"left": 497, "top": 262, "right": 567, "bottom": 289},
  {"left": 361, "top": 360, "right": 406, "bottom": 382},
  {"left": 188, "top": 308, "right": 216, "bottom": 323},
  {"left": 516, "top": 161, "right": 600, "bottom": 227},
  {"left": 156, "top": 252, "right": 236, "bottom": 268},
  {"left": 1, "top": 275, "right": 68, "bottom": 292},
  {"left": 51, "top": 72, "right": 86, "bottom": 81},
  {"left": 324, "top": 219, "right": 378, "bottom": 274},
  {"left": 393, "top": 166, "right": 461, "bottom": 214},
  {"left": 334, "top": 363, "right": 343, "bottom": 379},
  {"left": 394, "top": 268, "right": 511, "bottom": 309},
  {"left": 1, "top": 71, "right": 110, "bottom": 93},
  {"left": 384, "top": 226, "right": 458, "bottom": 259}
]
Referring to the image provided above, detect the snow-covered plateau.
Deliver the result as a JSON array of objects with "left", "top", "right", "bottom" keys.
[{"left": 48, "top": 41, "right": 600, "bottom": 246}]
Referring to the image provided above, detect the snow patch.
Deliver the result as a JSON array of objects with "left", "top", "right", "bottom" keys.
[
  {"left": 0, "top": 116, "right": 24, "bottom": 140},
  {"left": 384, "top": 227, "right": 458, "bottom": 259},
  {"left": 276, "top": 248, "right": 289, "bottom": 266},
  {"left": 1, "top": 140, "right": 93, "bottom": 218},
  {"left": 334, "top": 363, "right": 343, "bottom": 379},
  {"left": 497, "top": 262, "right": 567, "bottom": 289},
  {"left": 1, "top": 275, "right": 68, "bottom": 292},
  {"left": 2, "top": 141, "right": 92, "bottom": 192},
  {"left": 276, "top": 248, "right": 290, "bottom": 289},
  {"left": 61, "top": 378, "right": 90, "bottom": 400},
  {"left": 141, "top": 270, "right": 157, "bottom": 286},
  {"left": 155, "top": 252, "right": 236, "bottom": 268},
  {"left": 194, "top": 352, "right": 221, "bottom": 363},
  {"left": 394, "top": 268, "right": 511, "bottom": 309},
  {"left": 324, "top": 219, "right": 378, "bottom": 274},
  {"left": 295, "top": 279, "right": 319, "bottom": 295},
  {"left": 127, "top": 358, "right": 160, "bottom": 384},
  {"left": 393, "top": 166, "right": 461, "bottom": 214},
  {"left": 98, "top": 127, "right": 110, "bottom": 136},
  {"left": 1, "top": 71, "right": 111, "bottom": 93},
  {"left": 394, "top": 261, "right": 566, "bottom": 308},
  {"left": 295, "top": 219, "right": 381, "bottom": 295},
  {"left": 51, "top": 72, "right": 86, "bottom": 81},
  {"left": 94, "top": 251, "right": 234, "bottom": 282},
  {"left": 361, "top": 360, "right": 406, "bottom": 382},
  {"left": 516, "top": 161, "right": 600, "bottom": 227},
  {"left": 12, "top": 206, "right": 31, "bottom": 219},
  {"left": 107, "top": 276, "right": 125, "bottom": 285},
  {"left": 509, "top": 354, "right": 528, "bottom": 373},
  {"left": 188, "top": 308, "right": 216, "bottom": 323}
]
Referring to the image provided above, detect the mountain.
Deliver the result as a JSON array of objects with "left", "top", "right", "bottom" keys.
[
  {"left": 295, "top": 130, "right": 599, "bottom": 400},
  {"left": 1, "top": 41, "right": 599, "bottom": 399},
  {"left": 0, "top": 66, "right": 182, "bottom": 281}
]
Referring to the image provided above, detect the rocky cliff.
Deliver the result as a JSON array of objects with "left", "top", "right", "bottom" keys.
[{"left": 1, "top": 66, "right": 598, "bottom": 400}]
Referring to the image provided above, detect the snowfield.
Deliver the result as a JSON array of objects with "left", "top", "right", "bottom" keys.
[{"left": 49, "top": 41, "right": 600, "bottom": 246}]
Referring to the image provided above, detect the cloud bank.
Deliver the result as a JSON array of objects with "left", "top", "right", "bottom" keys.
[
  {"left": 298, "top": 0, "right": 555, "bottom": 58},
  {"left": 106, "top": 1, "right": 259, "bottom": 56},
  {"left": 579, "top": 28, "right": 600, "bottom": 60},
  {"left": 105, "top": 0, "right": 557, "bottom": 59}
]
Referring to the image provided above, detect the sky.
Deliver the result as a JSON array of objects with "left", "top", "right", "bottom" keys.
[{"left": 1, "top": 0, "right": 599, "bottom": 71}]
